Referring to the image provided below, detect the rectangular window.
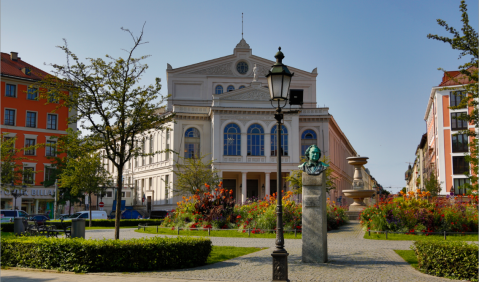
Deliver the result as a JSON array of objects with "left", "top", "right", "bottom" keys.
[
  {"left": 121, "top": 191, "right": 131, "bottom": 197},
  {"left": 149, "top": 177, "right": 152, "bottom": 189},
  {"left": 451, "top": 112, "right": 468, "bottom": 130},
  {"left": 45, "top": 167, "right": 55, "bottom": 183},
  {"left": 452, "top": 134, "right": 468, "bottom": 153},
  {"left": 450, "top": 91, "right": 466, "bottom": 108},
  {"left": 27, "top": 88, "right": 38, "bottom": 100},
  {"left": 165, "top": 144, "right": 170, "bottom": 161},
  {"left": 452, "top": 156, "right": 469, "bottom": 175},
  {"left": 24, "top": 167, "right": 34, "bottom": 184},
  {"left": 4, "top": 109, "right": 15, "bottom": 126},
  {"left": 106, "top": 191, "right": 113, "bottom": 198},
  {"left": 150, "top": 137, "right": 154, "bottom": 163},
  {"left": 454, "top": 178, "right": 470, "bottom": 195},
  {"left": 6, "top": 84, "right": 16, "bottom": 97},
  {"left": 47, "top": 114, "right": 58, "bottom": 130},
  {"left": 46, "top": 140, "right": 56, "bottom": 156},
  {"left": 48, "top": 91, "right": 58, "bottom": 103},
  {"left": 24, "top": 139, "right": 36, "bottom": 155},
  {"left": 26, "top": 112, "right": 37, "bottom": 128}
]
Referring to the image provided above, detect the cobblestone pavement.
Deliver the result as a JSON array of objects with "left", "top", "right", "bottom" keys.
[{"left": 2, "top": 221, "right": 451, "bottom": 282}]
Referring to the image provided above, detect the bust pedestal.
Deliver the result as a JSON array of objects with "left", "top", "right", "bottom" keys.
[{"left": 301, "top": 172, "right": 327, "bottom": 263}]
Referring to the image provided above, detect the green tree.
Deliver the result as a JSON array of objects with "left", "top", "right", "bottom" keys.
[
  {"left": 35, "top": 25, "right": 174, "bottom": 239},
  {"left": 1, "top": 134, "right": 40, "bottom": 189},
  {"left": 400, "top": 187, "right": 407, "bottom": 194},
  {"left": 60, "top": 151, "right": 111, "bottom": 227},
  {"left": 424, "top": 171, "right": 442, "bottom": 196},
  {"left": 173, "top": 155, "right": 221, "bottom": 195},
  {"left": 286, "top": 156, "right": 337, "bottom": 194},
  {"left": 41, "top": 129, "right": 84, "bottom": 215},
  {"left": 428, "top": 0, "right": 478, "bottom": 192}
]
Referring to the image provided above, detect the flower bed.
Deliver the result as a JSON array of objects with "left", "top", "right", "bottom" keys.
[
  {"left": 161, "top": 182, "right": 348, "bottom": 232},
  {"left": 1, "top": 236, "right": 212, "bottom": 272},
  {"left": 360, "top": 192, "right": 478, "bottom": 234}
]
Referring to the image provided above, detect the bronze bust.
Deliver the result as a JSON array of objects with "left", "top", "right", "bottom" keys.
[{"left": 299, "top": 145, "right": 329, "bottom": 175}]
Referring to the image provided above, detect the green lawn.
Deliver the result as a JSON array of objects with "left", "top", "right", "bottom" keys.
[
  {"left": 207, "top": 246, "right": 266, "bottom": 264},
  {"left": 1, "top": 232, "right": 15, "bottom": 238},
  {"left": 84, "top": 226, "right": 138, "bottom": 230},
  {"left": 394, "top": 250, "right": 418, "bottom": 269},
  {"left": 136, "top": 227, "right": 303, "bottom": 239},
  {"left": 364, "top": 232, "right": 478, "bottom": 241}
]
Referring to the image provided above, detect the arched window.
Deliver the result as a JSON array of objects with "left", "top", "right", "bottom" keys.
[
  {"left": 271, "top": 125, "right": 288, "bottom": 156},
  {"left": 224, "top": 123, "right": 241, "bottom": 155},
  {"left": 239, "top": 85, "right": 245, "bottom": 89},
  {"left": 215, "top": 85, "right": 223, "bottom": 94},
  {"left": 185, "top": 128, "right": 200, "bottom": 158},
  {"left": 301, "top": 130, "right": 317, "bottom": 156},
  {"left": 227, "top": 85, "right": 235, "bottom": 92},
  {"left": 247, "top": 124, "right": 264, "bottom": 156}
]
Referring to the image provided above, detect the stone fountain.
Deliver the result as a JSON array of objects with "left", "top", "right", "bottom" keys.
[{"left": 343, "top": 156, "right": 374, "bottom": 212}]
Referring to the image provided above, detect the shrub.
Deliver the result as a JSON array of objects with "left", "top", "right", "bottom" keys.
[
  {"left": 412, "top": 241, "right": 478, "bottom": 281},
  {"left": 1, "top": 236, "right": 212, "bottom": 272}
]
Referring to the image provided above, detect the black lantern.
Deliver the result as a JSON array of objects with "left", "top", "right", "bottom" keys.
[{"left": 266, "top": 47, "right": 294, "bottom": 101}]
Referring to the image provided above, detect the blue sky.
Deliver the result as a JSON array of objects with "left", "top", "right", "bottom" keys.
[{"left": 2, "top": 0, "right": 477, "bottom": 193}]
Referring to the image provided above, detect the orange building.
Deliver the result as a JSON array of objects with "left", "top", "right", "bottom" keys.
[
  {"left": 1, "top": 52, "right": 75, "bottom": 216},
  {"left": 424, "top": 69, "right": 476, "bottom": 195}
]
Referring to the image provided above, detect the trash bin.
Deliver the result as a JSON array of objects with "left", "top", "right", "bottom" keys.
[
  {"left": 14, "top": 217, "right": 24, "bottom": 235},
  {"left": 71, "top": 218, "right": 85, "bottom": 238}
]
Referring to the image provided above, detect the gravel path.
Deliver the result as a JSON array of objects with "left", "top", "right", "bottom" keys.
[{"left": 2, "top": 221, "right": 451, "bottom": 282}]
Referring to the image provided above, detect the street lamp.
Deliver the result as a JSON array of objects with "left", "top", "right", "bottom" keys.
[
  {"left": 10, "top": 183, "right": 26, "bottom": 212},
  {"left": 266, "top": 47, "right": 294, "bottom": 282}
]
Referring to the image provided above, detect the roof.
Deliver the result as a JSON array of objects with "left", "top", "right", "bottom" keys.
[
  {"left": 438, "top": 67, "right": 477, "bottom": 86},
  {"left": 1, "top": 52, "right": 51, "bottom": 81}
]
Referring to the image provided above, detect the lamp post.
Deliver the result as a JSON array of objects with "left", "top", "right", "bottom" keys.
[{"left": 266, "top": 47, "right": 294, "bottom": 282}]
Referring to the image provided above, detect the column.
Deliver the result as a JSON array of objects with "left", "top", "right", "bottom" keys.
[
  {"left": 35, "top": 199, "right": 39, "bottom": 214},
  {"left": 241, "top": 172, "right": 247, "bottom": 204},
  {"left": 265, "top": 172, "right": 271, "bottom": 197}
]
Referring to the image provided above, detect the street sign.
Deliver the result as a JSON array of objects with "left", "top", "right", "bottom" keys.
[{"left": 99, "top": 202, "right": 104, "bottom": 208}]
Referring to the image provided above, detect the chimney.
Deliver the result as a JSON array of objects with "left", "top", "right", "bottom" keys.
[{"left": 10, "top": 52, "right": 18, "bottom": 61}]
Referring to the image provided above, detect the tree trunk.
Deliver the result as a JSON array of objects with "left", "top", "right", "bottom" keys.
[
  {"left": 89, "top": 192, "right": 92, "bottom": 227},
  {"left": 114, "top": 169, "right": 123, "bottom": 240}
]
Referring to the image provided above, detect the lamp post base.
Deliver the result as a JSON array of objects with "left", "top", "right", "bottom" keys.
[{"left": 271, "top": 251, "right": 289, "bottom": 282}]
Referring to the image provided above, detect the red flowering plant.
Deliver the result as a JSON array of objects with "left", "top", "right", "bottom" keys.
[{"left": 360, "top": 193, "right": 478, "bottom": 234}]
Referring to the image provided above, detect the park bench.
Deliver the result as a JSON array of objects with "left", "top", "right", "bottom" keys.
[{"left": 46, "top": 219, "right": 71, "bottom": 238}]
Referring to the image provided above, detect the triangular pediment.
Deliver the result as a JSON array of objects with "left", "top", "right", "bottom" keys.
[{"left": 215, "top": 84, "right": 270, "bottom": 101}]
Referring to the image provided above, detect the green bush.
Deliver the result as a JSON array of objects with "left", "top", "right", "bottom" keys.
[
  {"left": 1, "top": 236, "right": 212, "bottom": 272},
  {"left": 413, "top": 241, "right": 478, "bottom": 281},
  {"left": 1, "top": 219, "right": 162, "bottom": 233}
]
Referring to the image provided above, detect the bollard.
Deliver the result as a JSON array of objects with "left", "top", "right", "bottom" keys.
[
  {"left": 177, "top": 226, "right": 180, "bottom": 235},
  {"left": 444, "top": 231, "right": 446, "bottom": 240},
  {"left": 71, "top": 218, "right": 85, "bottom": 238},
  {"left": 144, "top": 225, "right": 146, "bottom": 231},
  {"left": 385, "top": 231, "right": 388, "bottom": 239},
  {"left": 138, "top": 224, "right": 140, "bottom": 230},
  {"left": 157, "top": 225, "right": 158, "bottom": 233},
  {"left": 295, "top": 229, "right": 297, "bottom": 238},
  {"left": 208, "top": 228, "right": 211, "bottom": 236},
  {"left": 13, "top": 217, "right": 24, "bottom": 236},
  {"left": 368, "top": 230, "right": 371, "bottom": 236},
  {"left": 248, "top": 228, "right": 251, "bottom": 237}
]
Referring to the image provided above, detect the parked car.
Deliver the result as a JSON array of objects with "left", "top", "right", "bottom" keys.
[
  {"left": 63, "top": 211, "right": 108, "bottom": 221},
  {"left": 28, "top": 215, "right": 50, "bottom": 226},
  {"left": 58, "top": 214, "right": 72, "bottom": 220},
  {"left": 121, "top": 209, "right": 142, "bottom": 219},
  {"left": 0, "top": 210, "right": 29, "bottom": 223},
  {"left": 150, "top": 210, "right": 171, "bottom": 219}
]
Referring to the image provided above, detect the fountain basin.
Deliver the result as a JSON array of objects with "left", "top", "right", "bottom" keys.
[
  {"left": 346, "top": 156, "right": 369, "bottom": 166},
  {"left": 342, "top": 189, "right": 375, "bottom": 211}
]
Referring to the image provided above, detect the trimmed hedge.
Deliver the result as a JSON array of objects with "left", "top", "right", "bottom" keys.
[
  {"left": 1, "top": 236, "right": 212, "bottom": 272},
  {"left": 1, "top": 219, "right": 162, "bottom": 232},
  {"left": 413, "top": 241, "right": 478, "bottom": 281}
]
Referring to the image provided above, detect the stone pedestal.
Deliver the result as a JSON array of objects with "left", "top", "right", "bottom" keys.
[{"left": 302, "top": 172, "right": 327, "bottom": 263}]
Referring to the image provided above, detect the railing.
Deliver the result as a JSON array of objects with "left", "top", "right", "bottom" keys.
[{"left": 367, "top": 230, "right": 477, "bottom": 240}]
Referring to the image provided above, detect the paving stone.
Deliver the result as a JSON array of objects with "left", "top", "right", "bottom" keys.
[{"left": 2, "top": 221, "right": 451, "bottom": 282}]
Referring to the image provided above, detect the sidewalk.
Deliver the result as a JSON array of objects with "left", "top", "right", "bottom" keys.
[{"left": 1, "top": 222, "right": 450, "bottom": 282}]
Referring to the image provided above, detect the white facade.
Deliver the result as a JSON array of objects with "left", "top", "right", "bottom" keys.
[{"left": 101, "top": 39, "right": 359, "bottom": 214}]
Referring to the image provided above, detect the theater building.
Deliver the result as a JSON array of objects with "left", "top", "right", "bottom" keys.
[
  {"left": 1, "top": 52, "right": 76, "bottom": 216},
  {"left": 102, "top": 39, "right": 361, "bottom": 214}
]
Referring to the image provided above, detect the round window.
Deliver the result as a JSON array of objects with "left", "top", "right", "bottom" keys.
[{"left": 236, "top": 62, "right": 249, "bottom": 74}]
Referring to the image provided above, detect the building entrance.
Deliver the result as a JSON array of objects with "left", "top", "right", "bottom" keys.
[
  {"left": 223, "top": 179, "right": 237, "bottom": 200},
  {"left": 270, "top": 180, "right": 277, "bottom": 196},
  {"left": 247, "top": 180, "right": 258, "bottom": 199}
]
